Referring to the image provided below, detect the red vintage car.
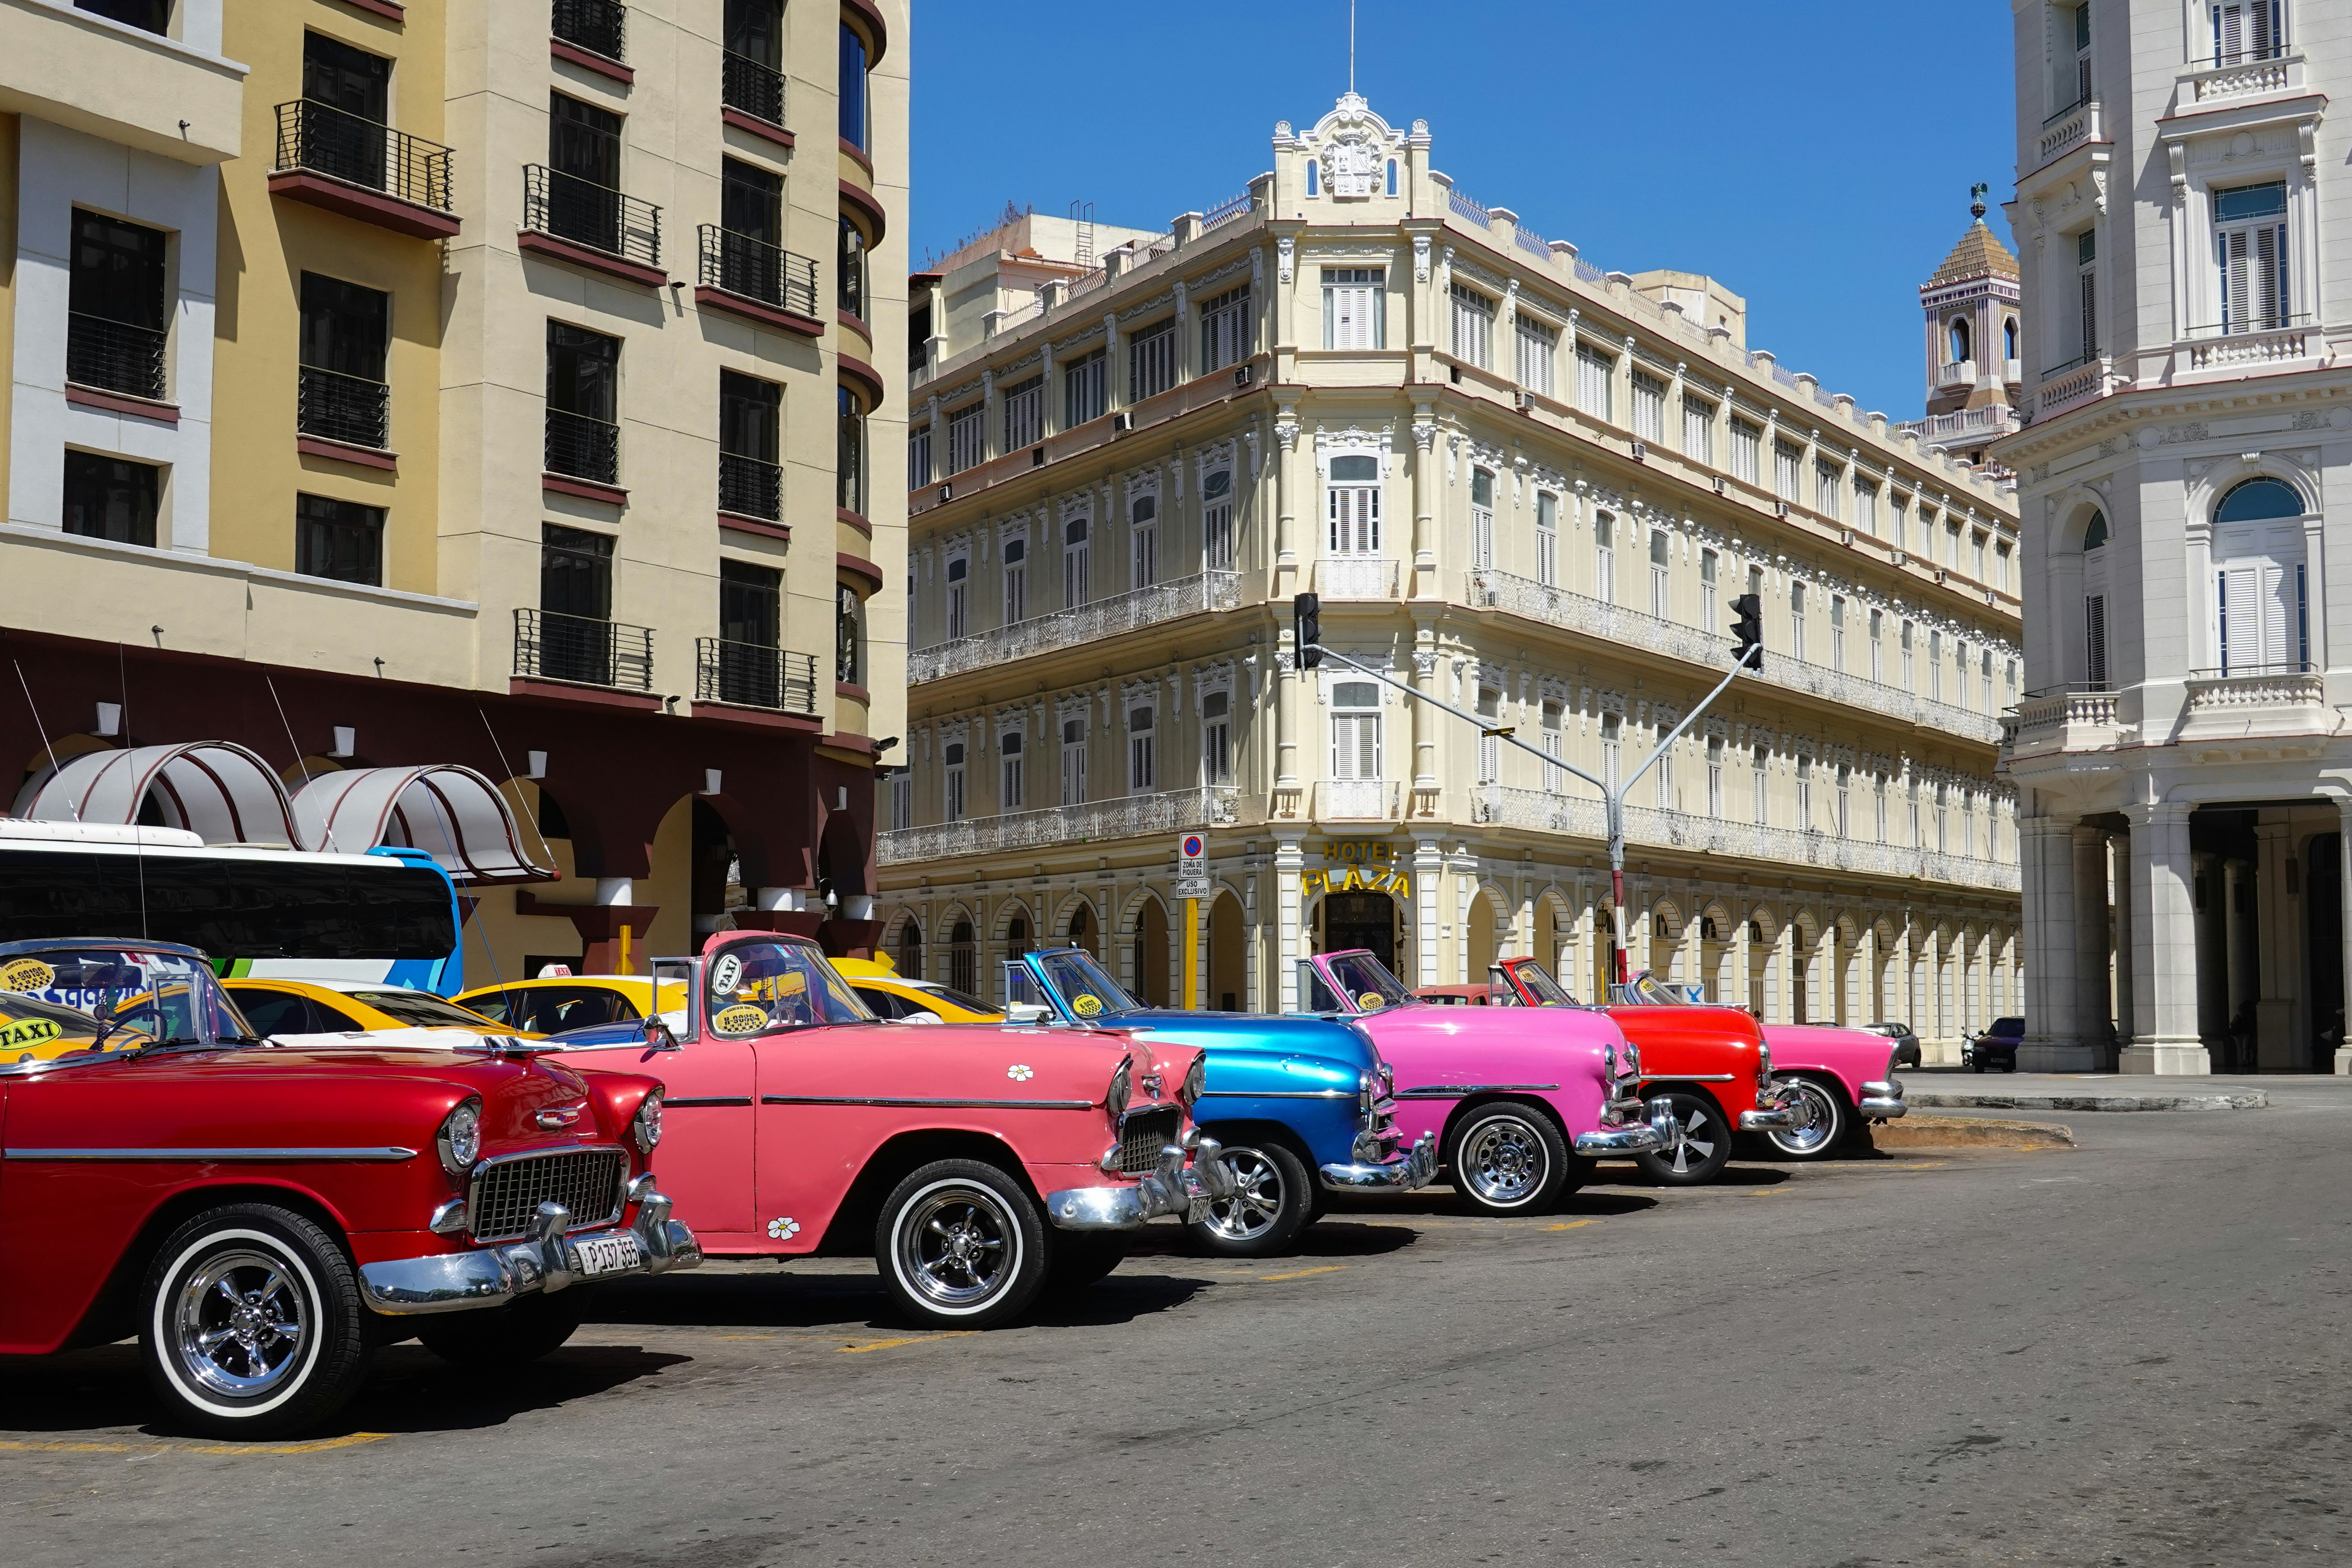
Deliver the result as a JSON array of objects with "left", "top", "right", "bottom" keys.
[
  {"left": 534, "top": 932, "right": 1237, "bottom": 1329},
  {"left": 1491, "top": 957, "right": 1798, "bottom": 1185},
  {"left": 0, "top": 939, "right": 699, "bottom": 1438}
]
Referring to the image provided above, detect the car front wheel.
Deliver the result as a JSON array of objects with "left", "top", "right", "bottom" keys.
[
  {"left": 1448, "top": 1103, "right": 1571, "bottom": 1216},
  {"left": 1633, "top": 1090, "right": 1733, "bottom": 1185},
  {"left": 1187, "top": 1140, "right": 1313, "bottom": 1257},
  {"left": 876, "top": 1159, "right": 1048, "bottom": 1328},
  {"left": 1763, "top": 1075, "right": 1849, "bottom": 1159},
  {"left": 140, "top": 1202, "right": 371, "bottom": 1439}
]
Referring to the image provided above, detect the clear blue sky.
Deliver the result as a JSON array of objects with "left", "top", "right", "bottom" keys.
[{"left": 908, "top": 0, "right": 2017, "bottom": 422}]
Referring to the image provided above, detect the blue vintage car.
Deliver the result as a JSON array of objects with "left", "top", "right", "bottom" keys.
[{"left": 1005, "top": 948, "right": 1436, "bottom": 1256}]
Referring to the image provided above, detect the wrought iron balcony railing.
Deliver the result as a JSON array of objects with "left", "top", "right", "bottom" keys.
[
  {"left": 722, "top": 51, "right": 786, "bottom": 126},
  {"left": 718, "top": 451, "right": 781, "bottom": 520},
  {"left": 552, "top": 0, "right": 626, "bottom": 61},
  {"left": 545, "top": 408, "right": 620, "bottom": 484},
  {"left": 695, "top": 639, "right": 816, "bottom": 712},
  {"left": 514, "top": 607, "right": 653, "bottom": 691},
  {"left": 878, "top": 786, "right": 1243, "bottom": 865},
  {"left": 908, "top": 571, "right": 1240, "bottom": 684},
  {"left": 273, "top": 101, "right": 454, "bottom": 214},
  {"left": 697, "top": 226, "right": 818, "bottom": 316},
  {"left": 525, "top": 164, "right": 661, "bottom": 270},
  {"left": 297, "top": 365, "right": 390, "bottom": 449},
  {"left": 66, "top": 312, "right": 166, "bottom": 401}
]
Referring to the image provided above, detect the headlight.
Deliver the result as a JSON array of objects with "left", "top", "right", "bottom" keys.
[
  {"left": 437, "top": 1096, "right": 481, "bottom": 1175},
  {"left": 1757, "top": 1039, "right": 1774, "bottom": 1080},
  {"left": 1106, "top": 1057, "right": 1132, "bottom": 1120},
  {"left": 632, "top": 1089, "right": 664, "bottom": 1154},
  {"left": 1178, "top": 1055, "right": 1206, "bottom": 1110}
]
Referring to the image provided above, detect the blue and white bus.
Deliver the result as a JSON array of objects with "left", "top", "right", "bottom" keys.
[{"left": 0, "top": 822, "right": 467, "bottom": 995}]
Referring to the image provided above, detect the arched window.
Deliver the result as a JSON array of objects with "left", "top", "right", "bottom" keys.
[
  {"left": 2003, "top": 316, "right": 2018, "bottom": 361},
  {"left": 1947, "top": 317, "right": 1972, "bottom": 364},
  {"left": 896, "top": 918, "right": 923, "bottom": 981},
  {"left": 1006, "top": 914, "right": 1030, "bottom": 960},
  {"left": 2215, "top": 476, "right": 2302, "bottom": 524},
  {"left": 948, "top": 919, "right": 975, "bottom": 994},
  {"left": 1385, "top": 158, "right": 1398, "bottom": 197},
  {"left": 1067, "top": 902, "right": 1097, "bottom": 956},
  {"left": 2081, "top": 509, "right": 2109, "bottom": 550},
  {"left": 1305, "top": 158, "right": 1320, "bottom": 198}
]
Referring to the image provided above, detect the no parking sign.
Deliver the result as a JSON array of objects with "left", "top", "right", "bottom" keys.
[{"left": 1176, "top": 833, "right": 1209, "bottom": 896}]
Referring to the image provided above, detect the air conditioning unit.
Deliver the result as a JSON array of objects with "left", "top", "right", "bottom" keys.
[
  {"left": 1449, "top": 365, "right": 1463, "bottom": 385},
  {"left": 1934, "top": 569, "right": 1949, "bottom": 585},
  {"left": 1774, "top": 500, "right": 1790, "bottom": 518},
  {"left": 1030, "top": 446, "right": 1046, "bottom": 467},
  {"left": 937, "top": 483, "right": 953, "bottom": 503},
  {"left": 1629, "top": 441, "right": 1647, "bottom": 461},
  {"left": 1112, "top": 411, "right": 1132, "bottom": 433},
  {"left": 1711, "top": 475, "right": 1727, "bottom": 495},
  {"left": 1233, "top": 364, "right": 1253, "bottom": 387},
  {"left": 1514, "top": 390, "right": 1534, "bottom": 413},
  {"left": 1840, "top": 528, "right": 1854, "bottom": 546}
]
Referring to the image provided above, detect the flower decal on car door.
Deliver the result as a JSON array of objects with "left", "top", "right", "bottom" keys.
[
  {"left": 767, "top": 1217, "right": 800, "bottom": 1240},
  {"left": 1007, "top": 1064, "right": 1035, "bottom": 1082}
]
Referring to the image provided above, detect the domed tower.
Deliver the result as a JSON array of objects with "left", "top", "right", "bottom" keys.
[{"left": 1909, "top": 186, "right": 2022, "bottom": 463}]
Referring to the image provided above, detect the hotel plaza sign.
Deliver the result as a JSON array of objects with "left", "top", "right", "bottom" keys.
[{"left": 1302, "top": 840, "right": 1410, "bottom": 899}]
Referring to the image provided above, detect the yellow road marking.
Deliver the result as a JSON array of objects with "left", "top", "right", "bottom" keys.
[
  {"left": 835, "top": 1332, "right": 975, "bottom": 1353},
  {"left": 1257, "top": 1265, "right": 1347, "bottom": 1282},
  {"left": 1544, "top": 1219, "right": 1598, "bottom": 1232},
  {"left": 0, "top": 1433, "right": 390, "bottom": 1457},
  {"left": 1749, "top": 1188, "right": 1792, "bottom": 1199}
]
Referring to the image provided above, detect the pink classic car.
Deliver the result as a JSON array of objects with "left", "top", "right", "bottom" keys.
[
  {"left": 1295, "top": 951, "right": 1669, "bottom": 1215},
  {"left": 541, "top": 932, "right": 1236, "bottom": 1327},
  {"left": 1614, "top": 973, "right": 1908, "bottom": 1158}
]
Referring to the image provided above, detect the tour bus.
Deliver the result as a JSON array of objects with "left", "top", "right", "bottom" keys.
[{"left": 0, "top": 820, "right": 468, "bottom": 996}]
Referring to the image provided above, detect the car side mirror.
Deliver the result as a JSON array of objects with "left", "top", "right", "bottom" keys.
[
  {"left": 642, "top": 1015, "right": 681, "bottom": 1052},
  {"left": 1006, "top": 1003, "right": 1050, "bottom": 1024}
]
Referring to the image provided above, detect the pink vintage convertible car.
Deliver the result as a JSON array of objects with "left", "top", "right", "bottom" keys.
[
  {"left": 1614, "top": 972, "right": 1907, "bottom": 1158},
  {"left": 1295, "top": 951, "right": 1669, "bottom": 1214},
  {"left": 540, "top": 932, "right": 1236, "bottom": 1327}
]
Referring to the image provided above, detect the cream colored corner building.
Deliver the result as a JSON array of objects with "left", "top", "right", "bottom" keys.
[{"left": 882, "top": 95, "right": 2021, "bottom": 1057}]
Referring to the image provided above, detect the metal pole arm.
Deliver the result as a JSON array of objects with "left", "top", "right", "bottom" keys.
[{"left": 1313, "top": 647, "right": 1609, "bottom": 800}]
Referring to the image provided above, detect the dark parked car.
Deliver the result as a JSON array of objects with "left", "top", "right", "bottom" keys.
[
  {"left": 1861, "top": 1021, "right": 1920, "bottom": 1070},
  {"left": 1964, "top": 1017, "right": 2025, "bottom": 1072}
]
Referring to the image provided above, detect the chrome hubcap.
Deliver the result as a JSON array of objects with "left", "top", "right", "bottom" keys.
[
  {"left": 899, "top": 1189, "right": 1014, "bottom": 1307},
  {"left": 1770, "top": 1080, "right": 1840, "bottom": 1154},
  {"left": 1664, "top": 1101, "right": 1719, "bottom": 1175},
  {"left": 175, "top": 1250, "right": 307, "bottom": 1398},
  {"left": 1459, "top": 1117, "right": 1546, "bottom": 1205},
  {"left": 1204, "top": 1147, "right": 1284, "bottom": 1241}
]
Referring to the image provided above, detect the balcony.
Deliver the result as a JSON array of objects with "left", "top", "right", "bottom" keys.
[
  {"left": 0, "top": 0, "right": 244, "bottom": 164},
  {"left": 513, "top": 607, "right": 653, "bottom": 692},
  {"left": 297, "top": 366, "right": 389, "bottom": 451},
  {"left": 1476, "top": 786, "right": 2019, "bottom": 893},
  {"left": 695, "top": 639, "right": 816, "bottom": 714},
  {"left": 1314, "top": 556, "right": 1399, "bottom": 600},
  {"left": 2187, "top": 48, "right": 2302, "bottom": 106},
  {"left": 65, "top": 312, "right": 165, "bottom": 402},
  {"left": 1935, "top": 358, "right": 1976, "bottom": 391},
  {"left": 2183, "top": 317, "right": 2314, "bottom": 374},
  {"left": 551, "top": 0, "right": 627, "bottom": 71},
  {"left": 1467, "top": 569, "right": 2004, "bottom": 745},
  {"left": 694, "top": 226, "right": 821, "bottom": 335},
  {"left": 877, "top": 785, "right": 1241, "bottom": 865},
  {"left": 2032, "top": 355, "right": 2108, "bottom": 420},
  {"left": 718, "top": 451, "right": 781, "bottom": 521},
  {"left": 2035, "top": 97, "right": 2102, "bottom": 169},
  {"left": 2179, "top": 667, "right": 2333, "bottom": 743},
  {"left": 269, "top": 102, "right": 458, "bottom": 240},
  {"left": 545, "top": 408, "right": 619, "bottom": 488},
  {"left": 522, "top": 165, "right": 664, "bottom": 286},
  {"left": 1315, "top": 779, "right": 1401, "bottom": 823},
  {"left": 909, "top": 570, "right": 1239, "bottom": 685},
  {"left": 722, "top": 51, "right": 788, "bottom": 135},
  {"left": 2004, "top": 687, "right": 2121, "bottom": 759}
]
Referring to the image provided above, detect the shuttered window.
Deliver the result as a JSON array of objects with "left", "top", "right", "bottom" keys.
[
  {"left": 1323, "top": 268, "right": 1383, "bottom": 350},
  {"left": 1774, "top": 441, "right": 1802, "bottom": 501},
  {"left": 1683, "top": 396, "right": 1714, "bottom": 463},
  {"left": 2215, "top": 181, "right": 2288, "bottom": 335},
  {"left": 1449, "top": 283, "right": 1494, "bottom": 368},
  {"left": 1729, "top": 418, "right": 1759, "bottom": 484},
  {"left": 1198, "top": 285, "right": 1251, "bottom": 372},
  {"left": 1631, "top": 371, "right": 1664, "bottom": 442},
  {"left": 1127, "top": 318, "right": 1176, "bottom": 402},
  {"left": 2211, "top": 0, "right": 2282, "bottom": 65},
  {"left": 1575, "top": 344, "right": 1614, "bottom": 422},
  {"left": 1515, "top": 314, "right": 1557, "bottom": 396},
  {"left": 2075, "top": 229, "right": 2099, "bottom": 358},
  {"left": 945, "top": 402, "right": 983, "bottom": 473},
  {"left": 1001, "top": 375, "right": 1043, "bottom": 453}
]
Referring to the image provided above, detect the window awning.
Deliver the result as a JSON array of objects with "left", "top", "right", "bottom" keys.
[
  {"left": 290, "top": 765, "right": 555, "bottom": 884},
  {"left": 22, "top": 742, "right": 306, "bottom": 847}
]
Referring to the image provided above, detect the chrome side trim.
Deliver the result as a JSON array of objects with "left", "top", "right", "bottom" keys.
[
  {"left": 1636, "top": 1073, "right": 1737, "bottom": 1084},
  {"left": 1393, "top": 1083, "right": 1559, "bottom": 1099},
  {"left": 1193, "top": 1089, "right": 1355, "bottom": 1099},
  {"left": 759, "top": 1094, "right": 1094, "bottom": 1110},
  {"left": 2, "top": 1145, "right": 417, "bottom": 1163},
  {"left": 663, "top": 1096, "right": 754, "bottom": 1107}
]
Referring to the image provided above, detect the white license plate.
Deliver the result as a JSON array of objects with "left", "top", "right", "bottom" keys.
[{"left": 573, "top": 1235, "right": 643, "bottom": 1277}]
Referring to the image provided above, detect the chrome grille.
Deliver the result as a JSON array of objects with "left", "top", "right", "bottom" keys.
[
  {"left": 1115, "top": 1109, "right": 1181, "bottom": 1175},
  {"left": 468, "top": 1148, "right": 628, "bottom": 1243}
]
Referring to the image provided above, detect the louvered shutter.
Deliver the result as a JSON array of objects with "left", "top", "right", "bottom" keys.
[
  {"left": 2085, "top": 594, "right": 2108, "bottom": 687},
  {"left": 2259, "top": 562, "right": 2291, "bottom": 670},
  {"left": 1333, "top": 283, "right": 1372, "bottom": 350},
  {"left": 2254, "top": 223, "right": 2281, "bottom": 329},
  {"left": 2219, "top": 567, "right": 2260, "bottom": 674},
  {"left": 2079, "top": 263, "right": 2098, "bottom": 357},
  {"left": 2216, "top": 0, "right": 2241, "bottom": 61},
  {"left": 2222, "top": 228, "right": 2250, "bottom": 332}
]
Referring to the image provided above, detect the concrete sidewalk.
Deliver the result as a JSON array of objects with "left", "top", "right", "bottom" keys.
[{"left": 1900, "top": 1068, "right": 2290, "bottom": 1111}]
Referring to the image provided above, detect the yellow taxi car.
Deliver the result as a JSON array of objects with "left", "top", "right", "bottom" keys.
[
  {"left": 452, "top": 972, "right": 686, "bottom": 1037},
  {"left": 829, "top": 957, "right": 1004, "bottom": 1023},
  {"left": 222, "top": 977, "right": 525, "bottom": 1038}
]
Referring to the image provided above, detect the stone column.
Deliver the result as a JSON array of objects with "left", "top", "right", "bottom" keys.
[
  {"left": 2254, "top": 822, "right": 2297, "bottom": 1071},
  {"left": 2017, "top": 819, "right": 2080, "bottom": 1068},
  {"left": 1410, "top": 408, "right": 1437, "bottom": 600},
  {"left": 1413, "top": 836, "right": 1443, "bottom": 988},
  {"left": 1274, "top": 835, "right": 1304, "bottom": 1013},
  {"left": 1859, "top": 921, "right": 1880, "bottom": 1020},
  {"left": 2109, "top": 830, "right": 2133, "bottom": 1055},
  {"left": 2124, "top": 801, "right": 2208, "bottom": 1074},
  {"left": 1773, "top": 915, "right": 1795, "bottom": 1025},
  {"left": 1733, "top": 910, "right": 1753, "bottom": 1016},
  {"left": 2337, "top": 804, "right": 2352, "bottom": 1074},
  {"left": 2064, "top": 824, "right": 2110, "bottom": 1068}
]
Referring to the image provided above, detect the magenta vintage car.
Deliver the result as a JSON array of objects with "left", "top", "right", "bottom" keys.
[
  {"left": 1613, "top": 972, "right": 1908, "bottom": 1159},
  {"left": 1294, "top": 950, "right": 1669, "bottom": 1214}
]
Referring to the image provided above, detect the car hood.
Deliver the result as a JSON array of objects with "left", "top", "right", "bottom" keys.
[
  {"left": 1760, "top": 1024, "right": 1900, "bottom": 1085},
  {"left": 1105, "top": 1010, "right": 1379, "bottom": 1075}
]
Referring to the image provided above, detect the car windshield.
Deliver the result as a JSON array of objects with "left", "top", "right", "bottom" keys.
[
  {"left": 704, "top": 940, "right": 875, "bottom": 1038},
  {"left": 1501, "top": 960, "right": 1580, "bottom": 1006},
  {"left": 0, "top": 945, "right": 255, "bottom": 1071},
  {"left": 1610, "top": 971, "right": 1689, "bottom": 1007},
  {"left": 343, "top": 989, "right": 506, "bottom": 1030},
  {"left": 1033, "top": 949, "right": 1142, "bottom": 1020},
  {"left": 1324, "top": 952, "right": 1414, "bottom": 1012}
]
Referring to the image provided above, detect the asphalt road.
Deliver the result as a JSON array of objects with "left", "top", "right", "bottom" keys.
[{"left": 6, "top": 1089, "right": 2350, "bottom": 1568}]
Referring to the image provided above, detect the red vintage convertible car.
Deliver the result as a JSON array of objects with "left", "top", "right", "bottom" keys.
[
  {"left": 1491, "top": 957, "right": 1798, "bottom": 1185},
  {"left": 0, "top": 939, "right": 699, "bottom": 1437}
]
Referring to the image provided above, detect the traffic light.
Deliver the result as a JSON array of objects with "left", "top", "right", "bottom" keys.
[
  {"left": 1730, "top": 593, "right": 1764, "bottom": 671},
  {"left": 1293, "top": 592, "right": 1323, "bottom": 669}
]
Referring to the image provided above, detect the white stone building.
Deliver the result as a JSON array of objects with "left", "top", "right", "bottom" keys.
[
  {"left": 885, "top": 94, "right": 2024, "bottom": 1056},
  {"left": 1999, "top": 0, "right": 2351, "bottom": 1072}
]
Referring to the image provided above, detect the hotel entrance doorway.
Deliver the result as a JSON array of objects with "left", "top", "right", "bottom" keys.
[{"left": 1323, "top": 890, "right": 1397, "bottom": 972}]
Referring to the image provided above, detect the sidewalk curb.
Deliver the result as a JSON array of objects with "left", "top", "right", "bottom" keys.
[
  {"left": 1868, "top": 1117, "right": 2075, "bottom": 1150},
  {"left": 1907, "top": 1089, "right": 2267, "bottom": 1113}
]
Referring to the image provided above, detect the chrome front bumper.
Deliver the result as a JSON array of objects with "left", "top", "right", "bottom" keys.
[
  {"left": 359, "top": 1177, "right": 703, "bottom": 1317},
  {"left": 1047, "top": 1138, "right": 1239, "bottom": 1231},
  {"left": 1574, "top": 1096, "right": 1674, "bottom": 1156},
  {"left": 1320, "top": 1132, "right": 1439, "bottom": 1191},
  {"left": 1740, "top": 1079, "right": 1803, "bottom": 1131},
  {"left": 1858, "top": 1078, "right": 1908, "bottom": 1119}
]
